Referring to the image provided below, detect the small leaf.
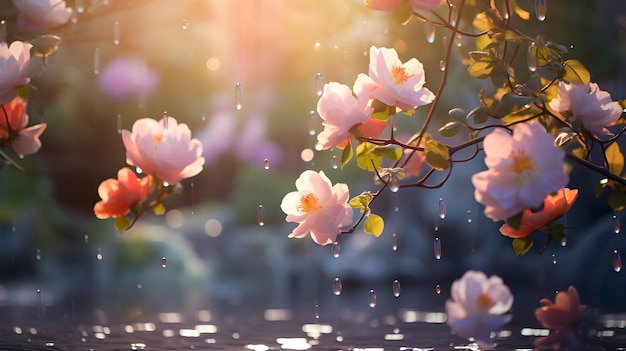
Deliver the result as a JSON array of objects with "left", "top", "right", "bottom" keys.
[
  {"left": 511, "top": 0, "right": 530, "bottom": 20},
  {"left": 506, "top": 211, "right": 524, "bottom": 231},
  {"left": 363, "top": 214, "right": 384, "bottom": 237},
  {"left": 356, "top": 142, "right": 382, "bottom": 171},
  {"left": 377, "top": 145, "right": 402, "bottom": 161},
  {"left": 554, "top": 131, "right": 578, "bottom": 147},
  {"left": 494, "top": 93, "right": 534, "bottom": 118},
  {"left": 341, "top": 141, "right": 353, "bottom": 168},
  {"left": 546, "top": 42, "right": 568, "bottom": 53},
  {"left": 349, "top": 192, "right": 372, "bottom": 209},
  {"left": 16, "top": 85, "right": 29, "bottom": 100},
  {"left": 448, "top": 108, "right": 467, "bottom": 124},
  {"left": 438, "top": 121, "right": 465, "bottom": 137},
  {"left": 467, "top": 106, "right": 489, "bottom": 124},
  {"left": 609, "top": 191, "right": 626, "bottom": 211},
  {"left": 606, "top": 142, "right": 624, "bottom": 176},
  {"left": 425, "top": 139, "right": 450, "bottom": 171},
  {"left": 153, "top": 203, "right": 166, "bottom": 216},
  {"left": 562, "top": 59, "right": 591, "bottom": 85},
  {"left": 467, "top": 53, "right": 496, "bottom": 79},
  {"left": 512, "top": 237, "right": 534, "bottom": 256},
  {"left": 113, "top": 216, "right": 132, "bottom": 231},
  {"left": 31, "top": 34, "right": 62, "bottom": 57}
]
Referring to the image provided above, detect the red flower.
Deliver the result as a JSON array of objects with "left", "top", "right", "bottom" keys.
[{"left": 94, "top": 168, "right": 153, "bottom": 219}]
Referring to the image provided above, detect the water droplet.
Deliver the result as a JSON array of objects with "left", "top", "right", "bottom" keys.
[
  {"left": 181, "top": 19, "right": 189, "bottom": 29},
  {"left": 84, "top": 234, "right": 89, "bottom": 243},
  {"left": 434, "top": 238, "right": 441, "bottom": 260},
  {"left": 534, "top": 0, "right": 546, "bottom": 21},
  {"left": 162, "top": 111, "right": 169, "bottom": 130},
  {"left": 551, "top": 254, "right": 557, "bottom": 265},
  {"left": 314, "top": 304, "right": 320, "bottom": 319},
  {"left": 263, "top": 159, "right": 270, "bottom": 170},
  {"left": 36, "top": 249, "right": 41, "bottom": 261},
  {"left": 425, "top": 16, "right": 435, "bottom": 44},
  {"left": 439, "top": 60, "right": 446, "bottom": 71},
  {"left": 161, "top": 257, "right": 167, "bottom": 268},
  {"left": 96, "top": 247, "right": 103, "bottom": 260},
  {"left": 434, "top": 217, "right": 439, "bottom": 232},
  {"left": 435, "top": 284, "right": 441, "bottom": 294},
  {"left": 392, "top": 233, "right": 398, "bottom": 251},
  {"left": 201, "top": 113, "right": 207, "bottom": 122},
  {"left": 257, "top": 205, "right": 265, "bottom": 227},
  {"left": 466, "top": 210, "right": 472, "bottom": 223},
  {"left": 560, "top": 236, "right": 567, "bottom": 247},
  {"left": 389, "top": 174, "right": 400, "bottom": 193},
  {"left": 308, "top": 110, "right": 317, "bottom": 136},
  {"left": 235, "top": 82, "right": 243, "bottom": 110},
  {"left": 314, "top": 73, "right": 324, "bottom": 97},
  {"left": 93, "top": 47, "right": 100, "bottom": 75},
  {"left": 392, "top": 280, "right": 401, "bottom": 297},
  {"left": 0, "top": 21, "right": 6, "bottom": 43},
  {"left": 116, "top": 114, "right": 122, "bottom": 134},
  {"left": 613, "top": 250, "right": 622, "bottom": 272},
  {"left": 333, "top": 278, "right": 342, "bottom": 296},
  {"left": 75, "top": 0, "right": 85, "bottom": 13},
  {"left": 332, "top": 242, "right": 341, "bottom": 258},
  {"left": 331, "top": 155, "right": 339, "bottom": 169},
  {"left": 313, "top": 40, "right": 321, "bottom": 49},
  {"left": 527, "top": 42, "right": 538, "bottom": 72},
  {"left": 368, "top": 289, "right": 377, "bottom": 308},
  {"left": 314, "top": 142, "right": 323, "bottom": 151},
  {"left": 613, "top": 215, "right": 621, "bottom": 234},
  {"left": 438, "top": 198, "right": 446, "bottom": 219},
  {"left": 113, "top": 21, "right": 120, "bottom": 46}
]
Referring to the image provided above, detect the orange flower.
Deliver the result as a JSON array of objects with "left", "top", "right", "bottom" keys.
[
  {"left": 0, "top": 96, "right": 47, "bottom": 156},
  {"left": 499, "top": 188, "right": 578, "bottom": 238},
  {"left": 94, "top": 168, "right": 153, "bottom": 219},
  {"left": 534, "top": 286, "right": 586, "bottom": 350}
]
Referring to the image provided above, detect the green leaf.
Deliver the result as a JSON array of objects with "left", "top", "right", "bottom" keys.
[
  {"left": 377, "top": 145, "right": 402, "bottom": 161},
  {"left": 562, "top": 59, "right": 591, "bottom": 85},
  {"left": 512, "top": 237, "right": 533, "bottom": 256},
  {"left": 554, "top": 131, "right": 578, "bottom": 147},
  {"left": 424, "top": 139, "right": 450, "bottom": 171},
  {"left": 114, "top": 216, "right": 132, "bottom": 231},
  {"left": 341, "top": 141, "right": 353, "bottom": 168},
  {"left": 608, "top": 191, "right": 626, "bottom": 211},
  {"left": 606, "top": 142, "right": 624, "bottom": 176},
  {"left": 16, "top": 85, "right": 29, "bottom": 100},
  {"left": 373, "top": 107, "right": 392, "bottom": 121},
  {"left": 392, "top": 0, "right": 413, "bottom": 25},
  {"left": 31, "top": 34, "right": 62, "bottom": 57},
  {"left": 356, "top": 142, "right": 382, "bottom": 171},
  {"left": 494, "top": 93, "right": 534, "bottom": 118},
  {"left": 363, "top": 214, "right": 384, "bottom": 237},
  {"left": 467, "top": 106, "right": 489, "bottom": 124},
  {"left": 438, "top": 121, "right": 465, "bottom": 137},
  {"left": 467, "top": 52, "right": 496, "bottom": 79},
  {"left": 546, "top": 42, "right": 569, "bottom": 53},
  {"left": 506, "top": 211, "right": 524, "bottom": 231},
  {"left": 448, "top": 108, "right": 467, "bottom": 124},
  {"left": 349, "top": 192, "right": 373, "bottom": 209}
]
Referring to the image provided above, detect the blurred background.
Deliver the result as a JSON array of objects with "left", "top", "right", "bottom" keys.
[{"left": 0, "top": 0, "right": 625, "bottom": 327}]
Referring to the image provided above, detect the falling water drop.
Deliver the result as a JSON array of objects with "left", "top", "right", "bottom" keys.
[
  {"left": 368, "top": 290, "right": 377, "bottom": 308},
  {"left": 438, "top": 198, "right": 446, "bottom": 219},
  {"left": 263, "top": 159, "right": 270, "bottom": 170},
  {"left": 439, "top": 60, "right": 446, "bottom": 71},
  {"left": 434, "top": 238, "right": 442, "bottom": 260},
  {"left": 392, "top": 280, "right": 401, "bottom": 298},
  {"left": 314, "top": 304, "right": 320, "bottom": 319},
  {"left": 332, "top": 242, "right": 341, "bottom": 258},
  {"left": 36, "top": 249, "right": 41, "bottom": 261},
  {"left": 96, "top": 247, "right": 103, "bottom": 260},
  {"left": 534, "top": 0, "right": 546, "bottom": 21},
  {"left": 257, "top": 205, "right": 265, "bottom": 227},
  {"left": 612, "top": 215, "right": 621, "bottom": 234},
  {"left": 235, "top": 82, "right": 243, "bottom": 110},
  {"left": 434, "top": 217, "right": 439, "bottom": 232},
  {"left": 527, "top": 42, "right": 538, "bottom": 72},
  {"left": 425, "top": 17, "right": 435, "bottom": 44},
  {"left": 551, "top": 254, "right": 557, "bottom": 265},
  {"left": 392, "top": 233, "right": 398, "bottom": 251},
  {"left": 331, "top": 155, "right": 339, "bottom": 169},
  {"left": 313, "top": 40, "right": 321, "bottom": 50},
  {"left": 113, "top": 21, "right": 120, "bottom": 45},
  {"left": 161, "top": 257, "right": 167, "bottom": 268},
  {"left": 612, "top": 250, "right": 622, "bottom": 272},
  {"left": 314, "top": 73, "right": 324, "bottom": 97},
  {"left": 435, "top": 284, "right": 442, "bottom": 294},
  {"left": 389, "top": 175, "right": 400, "bottom": 193},
  {"left": 181, "top": 19, "right": 189, "bottom": 29},
  {"left": 308, "top": 110, "right": 317, "bottom": 136},
  {"left": 333, "top": 278, "right": 342, "bottom": 296},
  {"left": 93, "top": 47, "right": 100, "bottom": 75},
  {"left": 466, "top": 210, "right": 472, "bottom": 223},
  {"left": 84, "top": 234, "right": 89, "bottom": 243},
  {"left": 75, "top": 0, "right": 85, "bottom": 13},
  {"left": 162, "top": 111, "right": 169, "bottom": 130},
  {"left": 0, "top": 20, "right": 6, "bottom": 42},
  {"left": 116, "top": 114, "right": 122, "bottom": 134},
  {"left": 560, "top": 236, "right": 567, "bottom": 247}
]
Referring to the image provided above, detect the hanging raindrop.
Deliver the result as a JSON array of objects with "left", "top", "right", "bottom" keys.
[
  {"left": 534, "top": 0, "right": 546, "bottom": 21},
  {"left": 560, "top": 236, "right": 567, "bottom": 247},
  {"left": 181, "top": 19, "right": 189, "bottom": 30},
  {"left": 368, "top": 289, "right": 377, "bottom": 308},
  {"left": 0, "top": 21, "right": 6, "bottom": 43},
  {"left": 75, "top": 0, "right": 85, "bottom": 13},
  {"left": 36, "top": 249, "right": 41, "bottom": 261},
  {"left": 612, "top": 250, "right": 622, "bottom": 272},
  {"left": 434, "top": 217, "right": 439, "bottom": 232},
  {"left": 434, "top": 238, "right": 442, "bottom": 260},
  {"left": 551, "top": 254, "right": 557, "bottom": 265},
  {"left": 113, "top": 21, "right": 120, "bottom": 46},
  {"left": 314, "top": 73, "right": 324, "bottom": 97},
  {"left": 332, "top": 242, "right": 341, "bottom": 258},
  {"left": 263, "top": 159, "right": 270, "bottom": 170},
  {"left": 392, "top": 233, "right": 398, "bottom": 251},
  {"left": 439, "top": 60, "right": 446, "bottom": 72},
  {"left": 161, "top": 257, "right": 167, "bottom": 268},
  {"left": 389, "top": 174, "right": 400, "bottom": 193},
  {"left": 527, "top": 42, "right": 538, "bottom": 72},
  {"left": 612, "top": 215, "right": 620, "bottom": 234},
  {"left": 314, "top": 304, "right": 320, "bottom": 319},
  {"left": 257, "top": 205, "right": 265, "bottom": 227},
  {"left": 392, "top": 280, "right": 401, "bottom": 298},
  {"left": 333, "top": 278, "right": 342, "bottom": 296},
  {"left": 331, "top": 155, "right": 339, "bottom": 169},
  {"left": 93, "top": 47, "right": 100, "bottom": 75},
  {"left": 84, "top": 234, "right": 89, "bottom": 243},
  {"left": 162, "top": 111, "right": 169, "bottom": 130},
  {"left": 235, "top": 82, "right": 243, "bottom": 110},
  {"left": 96, "top": 248, "right": 103, "bottom": 260},
  {"left": 425, "top": 15, "right": 435, "bottom": 44},
  {"left": 435, "top": 284, "right": 442, "bottom": 294},
  {"left": 116, "top": 114, "right": 122, "bottom": 134},
  {"left": 438, "top": 198, "right": 446, "bottom": 219},
  {"left": 308, "top": 110, "right": 317, "bottom": 136}
]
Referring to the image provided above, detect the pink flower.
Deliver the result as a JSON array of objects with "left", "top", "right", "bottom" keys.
[
  {"left": 549, "top": 81, "right": 622, "bottom": 136},
  {"left": 534, "top": 286, "right": 586, "bottom": 350},
  {"left": 280, "top": 170, "right": 352, "bottom": 246},
  {"left": 122, "top": 116, "right": 205, "bottom": 185},
  {"left": 353, "top": 46, "right": 435, "bottom": 111},
  {"left": 0, "top": 41, "right": 30, "bottom": 105},
  {"left": 499, "top": 188, "right": 578, "bottom": 238},
  {"left": 471, "top": 122, "right": 568, "bottom": 221},
  {"left": 94, "top": 168, "right": 153, "bottom": 219},
  {"left": 98, "top": 56, "right": 159, "bottom": 101},
  {"left": 12, "top": 0, "right": 73, "bottom": 30},
  {"left": 316, "top": 82, "right": 377, "bottom": 150},
  {"left": 445, "top": 270, "right": 513, "bottom": 349},
  {"left": 365, "top": 0, "right": 442, "bottom": 12},
  {"left": 0, "top": 97, "right": 46, "bottom": 156}
]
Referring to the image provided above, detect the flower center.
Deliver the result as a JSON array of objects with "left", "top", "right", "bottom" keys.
[
  {"left": 391, "top": 65, "right": 412, "bottom": 84},
  {"left": 510, "top": 150, "right": 534, "bottom": 175},
  {"left": 152, "top": 134, "right": 162, "bottom": 143},
  {"left": 476, "top": 293, "right": 494, "bottom": 311},
  {"left": 297, "top": 193, "right": 322, "bottom": 213}
]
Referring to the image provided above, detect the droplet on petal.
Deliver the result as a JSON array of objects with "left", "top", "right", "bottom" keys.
[
  {"left": 438, "top": 198, "right": 446, "bottom": 219},
  {"left": 612, "top": 215, "right": 620, "bottom": 234},
  {"left": 368, "top": 289, "right": 377, "bottom": 308},
  {"left": 235, "top": 82, "right": 243, "bottom": 110},
  {"left": 333, "top": 278, "right": 342, "bottom": 296},
  {"left": 393, "top": 280, "right": 401, "bottom": 298},
  {"left": 434, "top": 237, "right": 441, "bottom": 260},
  {"left": 534, "top": 0, "right": 546, "bottom": 21},
  {"left": 314, "top": 73, "right": 324, "bottom": 97},
  {"left": 263, "top": 159, "right": 270, "bottom": 170},
  {"left": 331, "top": 155, "right": 339, "bottom": 169},
  {"left": 113, "top": 21, "right": 120, "bottom": 46},
  {"left": 257, "top": 205, "right": 265, "bottom": 227},
  {"left": 332, "top": 242, "right": 341, "bottom": 258}
]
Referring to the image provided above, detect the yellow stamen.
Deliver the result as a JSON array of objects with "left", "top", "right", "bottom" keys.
[
  {"left": 297, "top": 193, "right": 322, "bottom": 213},
  {"left": 510, "top": 150, "right": 533, "bottom": 174},
  {"left": 152, "top": 134, "right": 162, "bottom": 142},
  {"left": 391, "top": 65, "right": 412, "bottom": 84},
  {"left": 476, "top": 293, "right": 494, "bottom": 311}
]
